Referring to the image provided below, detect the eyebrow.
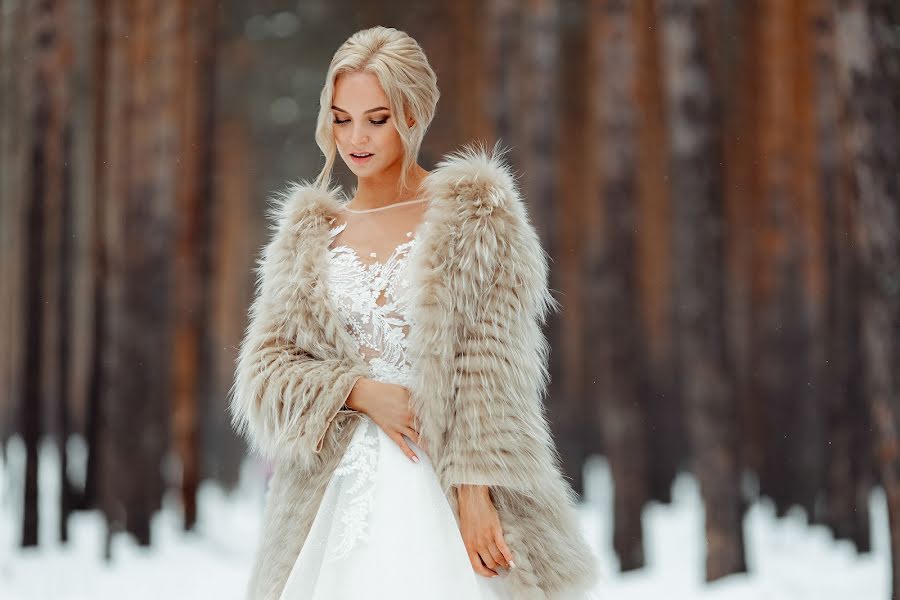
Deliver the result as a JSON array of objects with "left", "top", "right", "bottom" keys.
[{"left": 331, "top": 105, "right": 390, "bottom": 114}]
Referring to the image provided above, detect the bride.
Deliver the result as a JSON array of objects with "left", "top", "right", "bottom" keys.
[{"left": 230, "top": 25, "right": 599, "bottom": 600}]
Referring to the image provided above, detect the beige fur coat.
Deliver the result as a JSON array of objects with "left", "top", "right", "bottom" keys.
[{"left": 229, "top": 143, "right": 599, "bottom": 599}]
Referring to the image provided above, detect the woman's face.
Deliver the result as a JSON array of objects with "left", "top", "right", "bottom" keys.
[{"left": 331, "top": 71, "right": 411, "bottom": 178}]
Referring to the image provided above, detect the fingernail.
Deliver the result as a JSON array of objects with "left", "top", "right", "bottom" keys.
[
  {"left": 509, "top": 560, "right": 516, "bottom": 569},
  {"left": 412, "top": 456, "right": 419, "bottom": 463}
]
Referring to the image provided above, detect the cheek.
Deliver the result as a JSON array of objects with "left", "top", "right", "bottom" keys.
[
  {"left": 378, "top": 127, "right": 403, "bottom": 152},
  {"left": 333, "top": 128, "right": 349, "bottom": 147}
]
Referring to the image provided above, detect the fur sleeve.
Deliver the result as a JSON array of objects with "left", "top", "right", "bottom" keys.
[
  {"left": 442, "top": 193, "right": 562, "bottom": 493},
  {"left": 228, "top": 295, "right": 367, "bottom": 465},
  {"left": 228, "top": 188, "right": 370, "bottom": 468}
]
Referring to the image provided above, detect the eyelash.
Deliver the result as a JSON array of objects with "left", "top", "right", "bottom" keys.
[{"left": 333, "top": 117, "right": 389, "bottom": 126}]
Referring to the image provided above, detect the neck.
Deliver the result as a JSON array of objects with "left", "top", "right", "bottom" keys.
[{"left": 350, "top": 161, "right": 429, "bottom": 210}]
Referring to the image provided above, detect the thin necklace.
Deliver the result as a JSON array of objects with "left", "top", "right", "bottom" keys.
[{"left": 343, "top": 197, "right": 428, "bottom": 214}]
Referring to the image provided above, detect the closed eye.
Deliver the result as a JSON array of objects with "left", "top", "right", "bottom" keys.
[{"left": 333, "top": 117, "right": 389, "bottom": 126}]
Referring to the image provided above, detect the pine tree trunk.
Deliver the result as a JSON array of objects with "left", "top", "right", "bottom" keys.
[
  {"left": 813, "top": 0, "right": 872, "bottom": 551},
  {"left": 750, "top": 0, "right": 821, "bottom": 517},
  {"left": 589, "top": 0, "right": 649, "bottom": 571},
  {"left": 558, "top": 0, "right": 594, "bottom": 495},
  {"left": 636, "top": 0, "right": 682, "bottom": 505},
  {"left": 81, "top": 0, "right": 111, "bottom": 515},
  {"left": 835, "top": 0, "right": 900, "bottom": 594},
  {"left": 658, "top": 0, "right": 746, "bottom": 580},
  {"left": 169, "top": 0, "right": 217, "bottom": 531},
  {"left": 518, "top": 0, "right": 576, "bottom": 492},
  {"left": 20, "top": 0, "right": 75, "bottom": 548},
  {"left": 98, "top": 0, "right": 176, "bottom": 549}
]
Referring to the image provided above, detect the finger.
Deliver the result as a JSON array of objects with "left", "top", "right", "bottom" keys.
[
  {"left": 391, "top": 432, "right": 419, "bottom": 463},
  {"left": 479, "top": 547, "right": 500, "bottom": 570},
  {"left": 495, "top": 529, "right": 515, "bottom": 568},
  {"left": 487, "top": 541, "right": 508, "bottom": 569},
  {"left": 402, "top": 426, "right": 420, "bottom": 446},
  {"left": 468, "top": 549, "right": 497, "bottom": 577}
]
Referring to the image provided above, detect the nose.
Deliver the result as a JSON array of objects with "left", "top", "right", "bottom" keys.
[{"left": 350, "top": 123, "right": 368, "bottom": 146}]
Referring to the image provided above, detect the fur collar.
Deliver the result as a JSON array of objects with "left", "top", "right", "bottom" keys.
[{"left": 265, "top": 140, "right": 531, "bottom": 248}]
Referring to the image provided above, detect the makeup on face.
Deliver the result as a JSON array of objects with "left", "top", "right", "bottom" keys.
[
  {"left": 332, "top": 104, "right": 393, "bottom": 168},
  {"left": 349, "top": 152, "right": 375, "bottom": 164}
]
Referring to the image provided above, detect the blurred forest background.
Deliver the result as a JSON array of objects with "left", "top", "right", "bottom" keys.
[{"left": 1, "top": 0, "right": 898, "bottom": 596}]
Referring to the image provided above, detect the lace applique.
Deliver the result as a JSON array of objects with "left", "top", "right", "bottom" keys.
[
  {"left": 326, "top": 221, "right": 420, "bottom": 388},
  {"left": 325, "top": 417, "right": 379, "bottom": 563},
  {"left": 321, "top": 220, "right": 422, "bottom": 563}
]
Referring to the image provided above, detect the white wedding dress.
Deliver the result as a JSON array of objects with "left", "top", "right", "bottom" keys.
[{"left": 278, "top": 199, "right": 513, "bottom": 599}]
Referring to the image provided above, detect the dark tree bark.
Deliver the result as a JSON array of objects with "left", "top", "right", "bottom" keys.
[
  {"left": 450, "top": 0, "right": 492, "bottom": 150},
  {"left": 517, "top": 0, "right": 575, "bottom": 493},
  {"left": 20, "top": 0, "right": 75, "bottom": 548},
  {"left": 170, "top": 0, "right": 218, "bottom": 532},
  {"left": 813, "top": 0, "right": 872, "bottom": 551},
  {"left": 636, "top": 0, "right": 682, "bottom": 506},
  {"left": 722, "top": 0, "right": 762, "bottom": 497},
  {"left": 483, "top": 0, "right": 525, "bottom": 167},
  {"left": 747, "top": 0, "right": 823, "bottom": 517},
  {"left": 835, "top": 0, "right": 900, "bottom": 594},
  {"left": 658, "top": 0, "right": 746, "bottom": 580},
  {"left": 81, "top": 0, "right": 111, "bottom": 515},
  {"left": 789, "top": 0, "right": 829, "bottom": 521},
  {"left": 98, "top": 0, "right": 176, "bottom": 550},
  {"left": 588, "top": 0, "right": 650, "bottom": 572},
  {"left": 21, "top": 74, "right": 44, "bottom": 547},
  {"left": 557, "top": 0, "right": 594, "bottom": 495},
  {"left": 203, "top": 0, "right": 275, "bottom": 488},
  {"left": 56, "top": 116, "right": 75, "bottom": 543}
]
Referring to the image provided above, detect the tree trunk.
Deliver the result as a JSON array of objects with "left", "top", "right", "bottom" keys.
[
  {"left": 636, "top": 0, "right": 682, "bottom": 505},
  {"left": 658, "top": 0, "right": 747, "bottom": 580},
  {"left": 835, "top": 0, "right": 900, "bottom": 594},
  {"left": 517, "top": 0, "right": 575, "bottom": 492},
  {"left": 20, "top": 0, "right": 75, "bottom": 548},
  {"left": 813, "top": 0, "right": 872, "bottom": 551},
  {"left": 558, "top": 0, "right": 594, "bottom": 495},
  {"left": 483, "top": 0, "right": 524, "bottom": 167},
  {"left": 81, "top": 0, "right": 111, "bottom": 515},
  {"left": 589, "top": 0, "right": 649, "bottom": 571},
  {"left": 98, "top": 0, "right": 176, "bottom": 549},
  {"left": 169, "top": 0, "right": 218, "bottom": 531},
  {"left": 749, "top": 0, "right": 822, "bottom": 517}
]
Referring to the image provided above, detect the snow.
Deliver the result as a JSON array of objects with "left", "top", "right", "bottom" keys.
[{"left": 0, "top": 436, "right": 890, "bottom": 599}]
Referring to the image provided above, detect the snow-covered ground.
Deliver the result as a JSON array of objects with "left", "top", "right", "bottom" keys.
[{"left": 0, "top": 436, "right": 889, "bottom": 599}]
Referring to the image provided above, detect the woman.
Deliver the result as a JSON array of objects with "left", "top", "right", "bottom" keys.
[{"left": 229, "top": 26, "right": 599, "bottom": 600}]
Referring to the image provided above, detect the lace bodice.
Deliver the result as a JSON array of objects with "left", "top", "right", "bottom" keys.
[{"left": 326, "top": 219, "right": 421, "bottom": 386}]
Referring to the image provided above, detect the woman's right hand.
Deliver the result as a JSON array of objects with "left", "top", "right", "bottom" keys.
[{"left": 346, "top": 377, "right": 421, "bottom": 463}]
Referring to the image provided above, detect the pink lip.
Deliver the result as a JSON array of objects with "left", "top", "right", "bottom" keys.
[{"left": 350, "top": 153, "right": 374, "bottom": 164}]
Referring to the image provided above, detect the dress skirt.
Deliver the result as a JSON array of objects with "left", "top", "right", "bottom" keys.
[{"left": 278, "top": 414, "right": 513, "bottom": 600}]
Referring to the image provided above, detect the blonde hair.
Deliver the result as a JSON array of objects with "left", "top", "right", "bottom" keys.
[{"left": 314, "top": 26, "right": 440, "bottom": 196}]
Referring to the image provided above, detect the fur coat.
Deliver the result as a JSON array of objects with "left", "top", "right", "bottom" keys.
[{"left": 229, "top": 143, "right": 599, "bottom": 599}]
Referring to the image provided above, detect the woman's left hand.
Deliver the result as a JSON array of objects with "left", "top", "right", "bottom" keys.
[{"left": 457, "top": 484, "right": 516, "bottom": 577}]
